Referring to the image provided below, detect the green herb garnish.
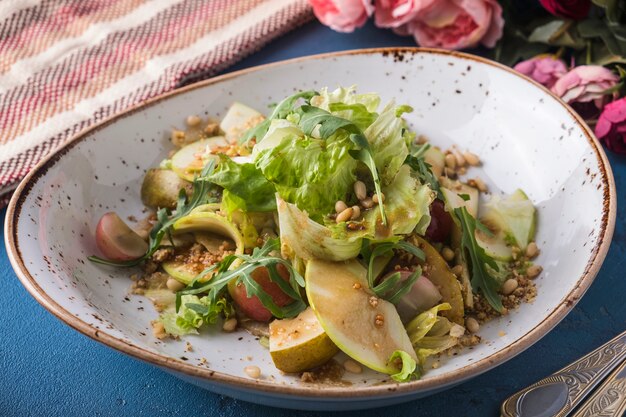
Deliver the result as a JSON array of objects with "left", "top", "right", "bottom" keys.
[
  {"left": 88, "top": 161, "right": 218, "bottom": 267},
  {"left": 178, "top": 238, "right": 306, "bottom": 319},
  {"left": 360, "top": 240, "right": 424, "bottom": 303},
  {"left": 405, "top": 143, "right": 443, "bottom": 200},
  {"left": 453, "top": 206, "right": 503, "bottom": 312}
]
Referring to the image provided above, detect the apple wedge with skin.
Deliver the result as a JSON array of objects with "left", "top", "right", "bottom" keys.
[{"left": 306, "top": 259, "right": 417, "bottom": 375}]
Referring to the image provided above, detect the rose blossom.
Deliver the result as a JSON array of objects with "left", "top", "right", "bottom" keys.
[
  {"left": 552, "top": 65, "right": 619, "bottom": 119},
  {"left": 539, "top": 0, "right": 591, "bottom": 20},
  {"left": 595, "top": 98, "right": 626, "bottom": 154},
  {"left": 513, "top": 55, "right": 567, "bottom": 88},
  {"left": 393, "top": 0, "right": 504, "bottom": 50},
  {"left": 309, "top": 0, "right": 374, "bottom": 32},
  {"left": 374, "top": 0, "right": 435, "bottom": 29}
]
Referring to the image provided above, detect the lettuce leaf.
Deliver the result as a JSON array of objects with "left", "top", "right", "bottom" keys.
[
  {"left": 207, "top": 156, "right": 276, "bottom": 213},
  {"left": 256, "top": 133, "right": 357, "bottom": 221},
  {"left": 405, "top": 303, "right": 461, "bottom": 364},
  {"left": 310, "top": 86, "right": 380, "bottom": 114},
  {"left": 363, "top": 101, "right": 411, "bottom": 185},
  {"left": 160, "top": 294, "right": 234, "bottom": 337},
  {"left": 327, "top": 165, "right": 434, "bottom": 240},
  {"left": 388, "top": 350, "right": 421, "bottom": 382}
]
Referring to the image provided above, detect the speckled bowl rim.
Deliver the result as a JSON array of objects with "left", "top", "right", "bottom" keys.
[{"left": 5, "top": 47, "right": 616, "bottom": 400}]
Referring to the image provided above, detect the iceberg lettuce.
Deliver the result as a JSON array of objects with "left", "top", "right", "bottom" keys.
[{"left": 160, "top": 294, "right": 234, "bottom": 337}]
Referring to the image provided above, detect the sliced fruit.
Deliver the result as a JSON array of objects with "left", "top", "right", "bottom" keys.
[
  {"left": 481, "top": 189, "right": 536, "bottom": 250},
  {"left": 228, "top": 265, "right": 294, "bottom": 322},
  {"left": 190, "top": 203, "right": 222, "bottom": 214},
  {"left": 424, "top": 146, "right": 445, "bottom": 178},
  {"left": 95, "top": 212, "right": 148, "bottom": 261},
  {"left": 171, "top": 136, "right": 228, "bottom": 181},
  {"left": 305, "top": 259, "right": 417, "bottom": 374},
  {"left": 171, "top": 212, "right": 244, "bottom": 255},
  {"left": 475, "top": 229, "right": 513, "bottom": 261},
  {"left": 269, "top": 307, "right": 339, "bottom": 373},
  {"left": 408, "top": 236, "right": 464, "bottom": 325},
  {"left": 220, "top": 102, "right": 263, "bottom": 141},
  {"left": 381, "top": 271, "right": 442, "bottom": 323},
  {"left": 425, "top": 199, "right": 453, "bottom": 242},
  {"left": 141, "top": 169, "right": 192, "bottom": 209},
  {"left": 162, "top": 260, "right": 200, "bottom": 285}
]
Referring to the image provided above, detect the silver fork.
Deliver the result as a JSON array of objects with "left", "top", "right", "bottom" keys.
[{"left": 501, "top": 330, "right": 626, "bottom": 417}]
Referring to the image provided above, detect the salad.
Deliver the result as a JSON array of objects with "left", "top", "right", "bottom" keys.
[{"left": 90, "top": 86, "right": 542, "bottom": 382}]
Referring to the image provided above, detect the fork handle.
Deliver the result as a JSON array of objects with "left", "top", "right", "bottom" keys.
[
  {"left": 501, "top": 330, "right": 626, "bottom": 417},
  {"left": 570, "top": 359, "right": 626, "bottom": 417}
]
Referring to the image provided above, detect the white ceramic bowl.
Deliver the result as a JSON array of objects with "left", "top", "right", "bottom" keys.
[{"left": 5, "top": 48, "right": 616, "bottom": 411}]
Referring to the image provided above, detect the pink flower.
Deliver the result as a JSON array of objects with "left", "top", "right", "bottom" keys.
[
  {"left": 552, "top": 65, "right": 619, "bottom": 119},
  {"left": 513, "top": 55, "right": 567, "bottom": 89},
  {"left": 539, "top": 0, "right": 591, "bottom": 20},
  {"left": 393, "top": 0, "right": 504, "bottom": 50},
  {"left": 374, "top": 0, "right": 435, "bottom": 28},
  {"left": 309, "top": 0, "right": 374, "bottom": 32},
  {"left": 595, "top": 98, "right": 626, "bottom": 154}
]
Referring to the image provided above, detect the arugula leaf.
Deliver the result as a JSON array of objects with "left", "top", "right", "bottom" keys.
[
  {"left": 88, "top": 161, "right": 218, "bottom": 267},
  {"left": 453, "top": 206, "right": 503, "bottom": 312},
  {"left": 239, "top": 90, "right": 317, "bottom": 144},
  {"left": 388, "top": 350, "right": 421, "bottom": 382},
  {"left": 360, "top": 240, "right": 424, "bottom": 303},
  {"left": 405, "top": 144, "right": 443, "bottom": 200},
  {"left": 297, "top": 105, "right": 387, "bottom": 224},
  {"left": 178, "top": 238, "right": 306, "bottom": 319}
]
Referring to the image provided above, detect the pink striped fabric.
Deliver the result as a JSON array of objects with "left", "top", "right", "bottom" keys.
[{"left": 0, "top": 0, "right": 313, "bottom": 206}]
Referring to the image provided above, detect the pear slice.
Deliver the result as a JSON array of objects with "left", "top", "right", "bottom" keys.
[
  {"left": 481, "top": 189, "right": 536, "bottom": 251},
  {"left": 171, "top": 136, "right": 228, "bottom": 181},
  {"left": 162, "top": 212, "right": 245, "bottom": 284},
  {"left": 269, "top": 307, "right": 339, "bottom": 373},
  {"left": 306, "top": 259, "right": 416, "bottom": 374}
]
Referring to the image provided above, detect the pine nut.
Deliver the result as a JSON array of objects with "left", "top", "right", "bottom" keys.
[
  {"left": 526, "top": 242, "right": 539, "bottom": 258},
  {"left": 416, "top": 135, "right": 428, "bottom": 144},
  {"left": 444, "top": 154, "right": 457, "bottom": 169},
  {"left": 222, "top": 318, "right": 237, "bottom": 332},
  {"left": 458, "top": 166, "right": 467, "bottom": 175},
  {"left": 465, "top": 317, "right": 480, "bottom": 333},
  {"left": 527, "top": 265, "right": 543, "bottom": 279},
  {"left": 186, "top": 115, "right": 202, "bottom": 127},
  {"left": 335, "top": 200, "right": 348, "bottom": 214},
  {"left": 451, "top": 265, "right": 464, "bottom": 277},
  {"left": 441, "top": 247, "right": 455, "bottom": 262},
  {"left": 354, "top": 181, "right": 367, "bottom": 200},
  {"left": 444, "top": 167, "right": 457, "bottom": 178},
  {"left": 473, "top": 177, "right": 488, "bottom": 192},
  {"left": 166, "top": 278, "right": 185, "bottom": 291},
  {"left": 464, "top": 151, "right": 480, "bottom": 166},
  {"left": 171, "top": 130, "right": 185, "bottom": 146},
  {"left": 372, "top": 193, "right": 385, "bottom": 204},
  {"left": 501, "top": 278, "right": 518, "bottom": 295},
  {"left": 350, "top": 205, "right": 361, "bottom": 220},
  {"left": 336, "top": 207, "right": 354, "bottom": 223},
  {"left": 344, "top": 359, "right": 363, "bottom": 374},
  {"left": 452, "top": 147, "right": 466, "bottom": 167},
  {"left": 361, "top": 197, "right": 374, "bottom": 209},
  {"left": 244, "top": 365, "right": 261, "bottom": 379}
]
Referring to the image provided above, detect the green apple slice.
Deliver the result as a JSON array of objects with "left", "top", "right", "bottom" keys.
[
  {"left": 269, "top": 307, "right": 339, "bottom": 373},
  {"left": 481, "top": 189, "right": 536, "bottom": 250},
  {"left": 305, "top": 259, "right": 417, "bottom": 374}
]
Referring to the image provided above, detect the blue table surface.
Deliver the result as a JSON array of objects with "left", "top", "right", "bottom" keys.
[{"left": 2, "top": 20, "right": 626, "bottom": 417}]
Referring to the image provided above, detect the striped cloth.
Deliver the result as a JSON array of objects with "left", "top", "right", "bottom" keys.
[{"left": 0, "top": 0, "right": 313, "bottom": 206}]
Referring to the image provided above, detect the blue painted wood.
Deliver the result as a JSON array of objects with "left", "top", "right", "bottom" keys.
[{"left": 2, "top": 20, "right": 625, "bottom": 417}]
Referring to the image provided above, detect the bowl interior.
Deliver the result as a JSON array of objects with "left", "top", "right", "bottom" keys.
[{"left": 8, "top": 49, "right": 612, "bottom": 397}]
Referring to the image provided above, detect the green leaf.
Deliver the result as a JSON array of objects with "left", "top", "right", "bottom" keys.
[
  {"left": 240, "top": 90, "right": 317, "bottom": 144},
  {"left": 388, "top": 350, "right": 420, "bottom": 382},
  {"left": 328, "top": 102, "right": 378, "bottom": 131},
  {"left": 207, "top": 156, "right": 276, "bottom": 212},
  {"left": 453, "top": 207, "right": 503, "bottom": 312}
]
